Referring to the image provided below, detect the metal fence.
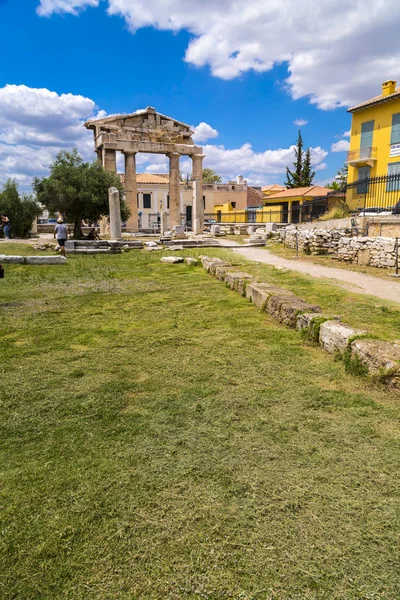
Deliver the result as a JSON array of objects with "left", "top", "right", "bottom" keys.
[{"left": 347, "top": 174, "right": 400, "bottom": 213}]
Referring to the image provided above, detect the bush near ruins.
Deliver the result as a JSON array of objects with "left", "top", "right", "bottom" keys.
[
  {"left": 33, "top": 149, "right": 129, "bottom": 238},
  {"left": 0, "top": 179, "right": 42, "bottom": 238}
]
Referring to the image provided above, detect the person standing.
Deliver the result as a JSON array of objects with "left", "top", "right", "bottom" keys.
[
  {"left": 1, "top": 215, "right": 11, "bottom": 239},
  {"left": 54, "top": 218, "right": 67, "bottom": 257}
]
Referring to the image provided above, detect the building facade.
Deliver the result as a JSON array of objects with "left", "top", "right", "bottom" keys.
[
  {"left": 119, "top": 173, "right": 249, "bottom": 230},
  {"left": 346, "top": 80, "right": 400, "bottom": 211}
]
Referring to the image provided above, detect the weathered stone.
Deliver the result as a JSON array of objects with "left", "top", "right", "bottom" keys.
[
  {"left": 214, "top": 265, "right": 231, "bottom": 280},
  {"left": 245, "top": 282, "right": 288, "bottom": 309},
  {"left": 296, "top": 313, "right": 332, "bottom": 333},
  {"left": 266, "top": 293, "right": 301, "bottom": 322},
  {"left": 0, "top": 255, "right": 26, "bottom": 264},
  {"left": 224, "top": 271, "right": 254, "bottom": 294},
  {"left": 144, "top": 241, "right": 159, "bottom": 248},
  {"left": 185, "top": 257, "right": 199, "bottom": 265},
  {"left": 319, "top": 321, "right": 366, "bottom": 354},
  {"left": 205, "top": 258, "right": 225, "bottom": 273},
  {"left": 160, "top": 256, "right": 184, "bottom": 264},
  {"left": 350, "top": 339, "right": 400, "bottom": 384},
  {"left": 209, "top": 260, "right": 231, "bottom": 275},
  {"left": 278, "top": 298, "right": 321, "bottom": 327},
  {"left": 25, "top": 256, "right": 67, "bottom": 265}
]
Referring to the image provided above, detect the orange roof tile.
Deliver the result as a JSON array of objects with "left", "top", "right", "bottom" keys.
[
  {"left": 265, "top": 186, "right": 330, "bottom": 200},
  {"left": 348, "top": 87, "right": 400, "bottom": 113}
]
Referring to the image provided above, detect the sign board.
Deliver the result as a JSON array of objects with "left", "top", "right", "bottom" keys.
[{"left": 390, "top": 143, "right": 400, "bottom": 157}]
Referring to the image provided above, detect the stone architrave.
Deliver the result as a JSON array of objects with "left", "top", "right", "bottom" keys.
[
  {"left": 192, "top": 153, "right": 204, "bottom": 235},
  {"left": 108, "top": 187, "right": 122, "bottom": 239},
  {"left": 168, "top": 152, "right": 181, "bottom": 229},
  {"left": 124, "top": 151, "right": 138, "bottom": 232}
]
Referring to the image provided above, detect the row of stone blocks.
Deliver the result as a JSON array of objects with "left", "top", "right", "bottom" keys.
[{"left": 201, "top": 256, "right": 400, "bottom": 387}]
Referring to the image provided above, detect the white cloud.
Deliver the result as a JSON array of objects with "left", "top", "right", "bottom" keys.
[
  {"left": 192, "top": 122, "right": 218, "bottom": 143},
  {"left": 343, "top": 130, "right": 351, "bottom": 137},
  {"left": 36, "top": 0, "right": 400, "bottom": 110},
  {"left": 188, "top": 142, "right": 328, "bottom": 181},
  {"left": 0, "top": 85, "right": 98, "bottom": 188},
  {"left": 294, "top": 119, "right": 308, "bottom": 127},
  {"left": 37, "top": 0, "right": 99, "bottom": 17},
  {"left": 0, "top": 83, "right": 328, "bottom": 191},
  {"left": 331, "top": 140, "right": 350, "bottom": 152}
]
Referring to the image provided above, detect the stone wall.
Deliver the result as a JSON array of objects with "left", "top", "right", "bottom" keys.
[{"left": 283, "top": 227, "right": 398, "bottom": 268}]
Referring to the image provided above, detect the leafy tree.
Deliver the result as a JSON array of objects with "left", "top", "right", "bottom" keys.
[
  {"left": 202, "top": 168, "right": 222, "bottom": 184},
  {"left": 33, "top": 149, "right": 129, "bottom": 238},
  {"left": 285, "top": 131, "right": 315, "bottom": 188},
  {"left": 0, "top": 179, "right": 42, "bottom": 238},
  {"left": 302, "top": 148, "right": 315, "bottom": 187}
]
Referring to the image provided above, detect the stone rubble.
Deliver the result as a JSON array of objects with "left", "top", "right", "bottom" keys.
[{"left": 283, "top": 226, "right": 398, "bottom": 268}]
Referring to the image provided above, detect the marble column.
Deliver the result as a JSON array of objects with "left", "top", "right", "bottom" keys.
[
  {"left": 104, "top": 149, "right": 117, "bottom": 173},
  {"left": 124, "top": 151, "right": 139, "bottom": 233},
  {"left": 108, "top": 187, "right": 122, "bottom": 239},
  {"left": 192, "top": 153, "right": 204, "bottom": 234},
  {"left": 168, "top": 152, "right": 181, "bottom": 229}
]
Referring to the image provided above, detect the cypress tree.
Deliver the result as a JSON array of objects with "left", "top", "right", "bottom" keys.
[
  {"left": 302, "top": 148, "right": 315, "bottom": 187},
  {"left": 285, "top": 130, "right": 304, "bottom": 188}
]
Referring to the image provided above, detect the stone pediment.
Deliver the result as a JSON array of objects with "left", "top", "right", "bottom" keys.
[{"left": 85, "top": 106, "right": 194, "bottom": 145}]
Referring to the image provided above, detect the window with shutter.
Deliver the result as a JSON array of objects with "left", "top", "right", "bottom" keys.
[
  {"left": 387, "top": 162, "right": 400, "bottom": 192},
  {"left": 390, "top": 114, "right": 400, "bottom": 145},
  {"left": 357, "top": 166, "right": 370, "bottom": 194},
  {"left": 360, "top": 121, "right": 374, "bottom": 150}
]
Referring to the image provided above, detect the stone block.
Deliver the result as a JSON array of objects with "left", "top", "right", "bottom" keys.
[
  {"left": 357, "top": 248, "right": 371, "bottom": 266},
  {"left": 0, "top": 255, "right": 26, "bottom": 264},
  {"left": 225, "top": 271, "right": 254, "bottom": 294},
  {"left": 25, "top": 256, "right": 67, "bottom": 265},
  {"left": 278, "top": 298, "right": 321, "bottom": 327},
  {"left": 296, "top": 313, "right": 331, "bottom": 334},
  {"left": 214, "top": 265, "right": 231, "bottom": 280},
  {"left": 266, "top": 293, "right": 301, "bottom": 322},
  {"left": 205, "top": 259, "right": 225, "bottom": 273},
  {"left": 350, "top": 339, "right": 400, "bottom": 384},
  {"left": 160, "top": 256, "right": 184, "bottom": 264},
  {"left": 185, "top": 257, "right": 199, "bottom": 265},
  {"left": 245, "top": 282, "right": 287, "bottom": 309},
  {"left": 209, "top": 260, "right": 231, "bottom": 275},
  {"left": 319, "top": 321, "right": 366, "bottom": 354}
]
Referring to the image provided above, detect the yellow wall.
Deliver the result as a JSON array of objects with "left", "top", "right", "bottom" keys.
[
  {"left": 347, "top": 96, "right": 400, "bottom": 209},
  {"left": 214, "top": 202, "right": 284, "bottom": 223}
]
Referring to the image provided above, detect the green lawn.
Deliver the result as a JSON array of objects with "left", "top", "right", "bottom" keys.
[{"left": 1, "top": 248, "right": 400, "bottom": 599}]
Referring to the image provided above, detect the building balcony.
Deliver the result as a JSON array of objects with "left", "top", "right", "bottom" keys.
[{"left": 346, "top": 147, "right": 377, "bottom": 167}]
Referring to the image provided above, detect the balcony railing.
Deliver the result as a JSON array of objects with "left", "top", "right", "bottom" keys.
[{"left": 346, "top": 147, "right": 377, "bottom": 165}]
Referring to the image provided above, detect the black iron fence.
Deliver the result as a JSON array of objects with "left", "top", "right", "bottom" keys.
[{"left": 347, "top": 174, "right": 400, "bottom": 213}]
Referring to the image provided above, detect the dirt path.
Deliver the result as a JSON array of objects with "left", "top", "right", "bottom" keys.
[{"left": 219, "top": 240, "right": 400, "bottom": 305}]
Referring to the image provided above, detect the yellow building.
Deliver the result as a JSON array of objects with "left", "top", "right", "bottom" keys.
[
  {"left": 347, "top": 80, "right": 400, "bottom": 210},
  {"left": 262, "top": 186, "right": 333, "bottom": 223}
]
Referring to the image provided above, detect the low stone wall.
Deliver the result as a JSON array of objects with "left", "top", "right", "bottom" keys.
[
  {"left": 0, "top": 255, "right": 66, "bottom": 265},
  {"left": 283, "top": 227, "right": 398, "bottom": 268},
  {"left": 199, "top": 256, "right": 400, "bottom": 386}
]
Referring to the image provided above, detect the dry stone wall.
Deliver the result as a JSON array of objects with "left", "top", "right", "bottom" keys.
[{"left": 283, "top": 227, "right": 398, "bottom": 268}]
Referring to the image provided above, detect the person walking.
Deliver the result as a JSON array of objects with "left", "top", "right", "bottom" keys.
[
  {"left": 1, "top": 214, "right": 11, "bottom": 239},
  {"left": 54, "top": 218, "right": 67, "bottom": 257}
]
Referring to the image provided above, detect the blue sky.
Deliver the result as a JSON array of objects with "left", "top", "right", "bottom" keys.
[{"left": 1, "top": 0, "right": 399, "bottom": 189}]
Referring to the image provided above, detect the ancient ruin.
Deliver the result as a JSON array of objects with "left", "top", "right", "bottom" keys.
[{"left": 84, "top": 107, "right": 204, "bottom": 233}]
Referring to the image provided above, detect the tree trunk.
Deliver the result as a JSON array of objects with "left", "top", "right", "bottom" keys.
[{"left": 74, "top": 217, "right": 83, "bottom": 239}]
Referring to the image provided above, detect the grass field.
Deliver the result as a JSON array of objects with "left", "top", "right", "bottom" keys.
[{"left": 1, "top": 246, "right": 400, "bottom": 599}]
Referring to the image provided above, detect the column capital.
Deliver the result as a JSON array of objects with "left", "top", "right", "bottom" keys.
[
  {"left": 167, "top": 151, "right": 180, "bottom": 158},
  {"left": 122, "top": 149, "right": 137, "bottom": 156},
  {"left": 192, "top": 153, "right": 206, "bottom": 160}
]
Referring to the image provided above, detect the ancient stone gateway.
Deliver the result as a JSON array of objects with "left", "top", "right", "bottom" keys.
[{"left": 84, "top": 107, "right": 204, "bottom": 233}]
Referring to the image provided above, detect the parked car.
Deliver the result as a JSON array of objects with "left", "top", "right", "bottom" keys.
[{"left": 47, "top": 218, "right": 58, "bottom": 224}]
